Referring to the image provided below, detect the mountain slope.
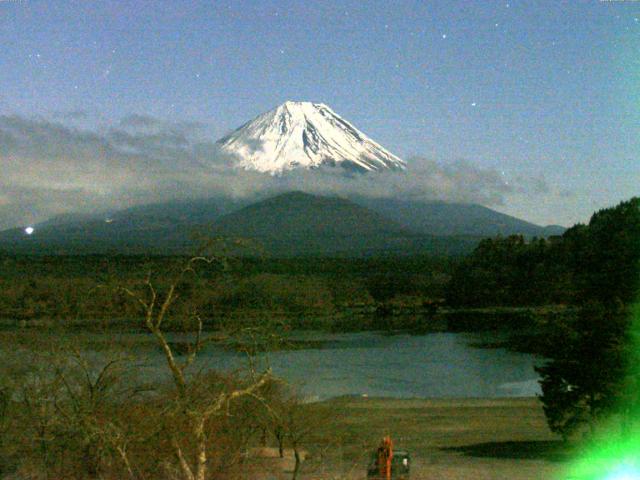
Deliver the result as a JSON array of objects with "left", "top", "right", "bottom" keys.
[
  {"left": 0, "top": 193, "right": 562, "bottom": 256},
  {"left": 0, "top": 197, "right": 245, "bottom": 255},
  {"left": 0, "top": 192, "right": 478, "bottom": 256},
  {"left": 207, "top": 192, "right": 477, "bottom": 256},
  {"left": 354, "top": 198, "right": 566, "bottom": 238},
  {"left": 216, "top": 101, "right": 406, "bottom": 173}
]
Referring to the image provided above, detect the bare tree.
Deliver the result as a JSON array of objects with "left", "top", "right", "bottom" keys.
[
  {"left": 258, "top": 385, "right": 323, "bottom": 480},
  {"left": 282, "top": 395, "right": 314, "bottom": 480},
  {"left": 12, "top": 350, "right": 66, "bottom": 479},
  {"left": 55, "top": 348, "right": 139, "bottom": 479},
  {"left": 119, "top": 250, "right": 272, "bottom": 480}
]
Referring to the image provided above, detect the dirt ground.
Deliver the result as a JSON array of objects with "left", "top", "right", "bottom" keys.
[{"left": 243, "top": 397, "right": 570, "bottom": 480}]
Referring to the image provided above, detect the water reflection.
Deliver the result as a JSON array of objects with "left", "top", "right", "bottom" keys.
[{"left": 194, "top": 332, "right": 542, "bottom": 400}]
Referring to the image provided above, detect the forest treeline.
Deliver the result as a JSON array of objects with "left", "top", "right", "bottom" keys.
[
  {"left": 0, "top": 254, "right": 453, "bottom": 328},
  {"left": 446, "top": 197, "right": 640, "bottom": 309}
]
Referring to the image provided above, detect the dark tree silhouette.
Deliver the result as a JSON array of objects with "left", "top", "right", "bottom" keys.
[{"left": 536, "top": 198, "right": 640, "bottom": 438}]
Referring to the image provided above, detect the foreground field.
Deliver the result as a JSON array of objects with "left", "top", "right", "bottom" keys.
[{"left": 265, "top": 397, "right": 568, "bottom": 480}]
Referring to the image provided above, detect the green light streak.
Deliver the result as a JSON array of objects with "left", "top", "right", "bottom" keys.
[{"left": 562, "top": 302, "right": 640, "bottom": 479}]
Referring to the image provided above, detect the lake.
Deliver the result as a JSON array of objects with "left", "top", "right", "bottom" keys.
[
  {"left": 139, "top": 331, "right": 543, "bottom": 400},
  {"left": 4, "top": 330, "right": 542, "bottom": 400}
]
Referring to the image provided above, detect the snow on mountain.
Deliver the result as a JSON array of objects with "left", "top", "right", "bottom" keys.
[{"left": 215, "top": 101, "right": 406, "bottom": 174}]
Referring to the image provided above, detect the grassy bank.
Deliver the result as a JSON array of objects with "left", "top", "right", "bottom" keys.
[{"left": 291, "top": 397, "right": 570, "bottom": 479}]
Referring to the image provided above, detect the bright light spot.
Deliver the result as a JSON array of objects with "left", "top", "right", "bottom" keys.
[
  {"left": 25, "top": 227, "right": 34, "bottom": 235},
  {"left": 105, "top": 218, "right": 113, "bottom": 223},
  {"left": 471, "top": 102, "right": 477, "bottom": 107},
  {"left": 604, "top": 462, "right": 640, "bottom": 480},
  {"left": 442, "top": 34, "right": 447, "bottom": 39}
]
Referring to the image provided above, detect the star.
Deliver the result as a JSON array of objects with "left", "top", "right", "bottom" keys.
[{"left": 442, "top": 34, "right": 447, "bottom": 39}]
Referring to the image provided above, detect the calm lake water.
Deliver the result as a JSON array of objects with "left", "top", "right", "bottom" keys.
[
  {"left": 7, "top": 330, "right": 542, "bottom": 400},
  {"left": 137, "top": 331, "right": 543, "bottom": 400}
]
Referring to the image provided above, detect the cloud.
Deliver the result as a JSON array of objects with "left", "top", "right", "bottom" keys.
[
  {"left": 118, "top": 113, "right": 164, "bottom": 130},
  {"left": 514, "top": 174, "right": 551, "bottom": 195},
  {"left": 246, "top": 159, "right": 514, "bottom": 207},
  {"left": 118, "top": 114, "right": 207, "bottom": 137},
  {"left": 0, "top": 113, "right": 534, "bottom": 230},
  {"left": 53, "top": 110, "right": 91, "bottom": 121}
]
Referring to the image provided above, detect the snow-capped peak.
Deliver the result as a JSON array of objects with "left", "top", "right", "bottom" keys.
[{"left": 215, "top": 101, "right": 406, "bottom": 174}]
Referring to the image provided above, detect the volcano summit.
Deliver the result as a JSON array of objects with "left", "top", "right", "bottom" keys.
[{"left": 216, "top": 101, "right": 406, "bottom": 174}]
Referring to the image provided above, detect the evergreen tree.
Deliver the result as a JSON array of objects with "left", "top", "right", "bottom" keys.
[
  {"left": 536, "top": 301, "right": 627, "bottom": 438},
  {"left": 536, "top": 198, "right": 640, "bottom": 438}
]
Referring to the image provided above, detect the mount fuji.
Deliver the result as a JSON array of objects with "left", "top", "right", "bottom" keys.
[
  {"left": 216, "top": 101, "right": 406, "bottom": 173},
  {"left": 0, "top": 102, "right": 566, "bottom": 255}
]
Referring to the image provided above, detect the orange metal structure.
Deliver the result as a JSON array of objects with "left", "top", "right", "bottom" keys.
[{"left": 377, "top": 436, "right": 394, "bottom": 480}]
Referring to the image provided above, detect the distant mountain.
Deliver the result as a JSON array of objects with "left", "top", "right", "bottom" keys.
[
  {"left": 37, "top": 212, "right": 103, "bottom": 227},
  {"left": 0, "top": 192, "right": 477, "bottom": 256},
  {"left": 353, "top": 198, "right": 566, "bottom": 238},
  {"left": 212, "top": 191, "right": 403, "bottom": 238},
  {"left": 0, "top": 197, "right": 244, "bottom": 255},
  {"left": 0, "top": 219, "right": 195, "bottom": 255},
  {"left": 0, "top": 192, "right": 563, "bottom": 256},
  {"left": 539, "top": 224, "right": 567, "bottom": 236},
  {"left": 202, "top": 191, "right": 478, "bottom": 256},
  {"left": 216, "top": 101, "right": 406, "bottom": 173},
  {"left": 106, "top": 197, "right": 242, "bottom": 226}
]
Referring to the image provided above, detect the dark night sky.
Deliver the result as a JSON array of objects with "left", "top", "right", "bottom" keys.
[{"left": 1, "top": 0, "right": 638, "bottom": 229}]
